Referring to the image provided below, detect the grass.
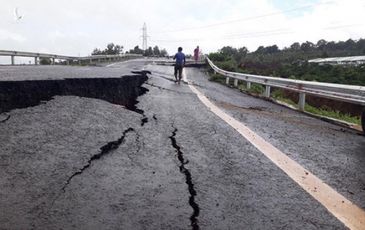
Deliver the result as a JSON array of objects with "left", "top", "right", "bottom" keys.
[
  {"left": 209, "top": 71, "right": 361, "bottom": 125},
  {"left": 208, "top": 72, "right": 226, "bottom": 84},
  {"left": 246, "top": 83, "right": 264, "bottom": 95},
  {"left": 304, "top": 104, "right": 361, "bottom": 125},
  {"left": 272, "top": 90, "right": 361, "bottom": 125}
]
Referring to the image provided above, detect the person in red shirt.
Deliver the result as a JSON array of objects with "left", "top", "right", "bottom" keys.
[{"left": 194, "top": 46, "right": 199, "bottom": 63}]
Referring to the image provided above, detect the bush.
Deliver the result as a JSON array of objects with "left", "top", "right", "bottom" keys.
[
  {"left": 249, "top": 83, "right": 264, "bottom": 94},
  {"left": 209, "top": 73, "right": 226, "bottom": 84},
  {"left": 208, "top": 53, "right": 226, "bottom": 62},
  {"left": 216, "top": 59, "right": 237, "bottom": 72},
  {"left": 40, "top": 57, "right": 51, "bottom": 65}
]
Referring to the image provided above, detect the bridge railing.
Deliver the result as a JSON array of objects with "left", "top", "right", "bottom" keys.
[
  {"left": 0, "top": 50, "right": 142, "bottom": 65},
  {"left": 206, "top": 57, "right": 365, "bottom": 131}
]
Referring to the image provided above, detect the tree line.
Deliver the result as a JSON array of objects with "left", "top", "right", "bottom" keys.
[
  {"left": 208, "top": 38, "right": 365, "bottom": 86},
  {"left": 92, "top": 43, "right": 168, "bottom": 57}
]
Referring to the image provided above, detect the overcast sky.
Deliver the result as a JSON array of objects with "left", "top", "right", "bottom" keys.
[{"left": 0, "top": 0, "right": 365, "bottom": 57}]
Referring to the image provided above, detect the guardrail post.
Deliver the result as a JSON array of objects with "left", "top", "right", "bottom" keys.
[
  {"left": 264, "top": 85, "right": 271, "bottom": 97},
  {"left": 34, "top": 57, "right": 38, "bottom": 65},
  {"left": 226, "top": 77, "right": 230, "bottom": 85},
  {"left": 234, "top": 79, "right": 238, "bottom": 87},
  {"left": 247, "top": 82, "right": 251, "bottom": 89},
  {"left": 11, "top": 55, "right": 15, "bottom": 65},
  {"left": 298, "top": 92, "right": 306, "bottom": 111},
  {"left": 361, "top": 108, "right": 365, "bottom": 135},
  {"left": 66, "top": 60, "right": 70, "bottom": 65},
  {"left": 89, "top": 59, "right": 92, "bottom": 64}
]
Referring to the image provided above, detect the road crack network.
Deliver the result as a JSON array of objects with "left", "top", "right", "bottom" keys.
[
  {"left": 0, "top": 114, "right": 10, "bottom": 123},
  {"left": 126, "top": 131, "right": 144, "bottom": 166},
  {"left": 61, "top": 128, "right": 135, "bottom": 192},
  {"left": 169, "top": 125, "right": 200, "bottom": 230}
]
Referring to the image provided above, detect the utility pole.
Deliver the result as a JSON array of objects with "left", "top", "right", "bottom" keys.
[{"left": 142, "top": 22, "right": 148, "bottom": 51}]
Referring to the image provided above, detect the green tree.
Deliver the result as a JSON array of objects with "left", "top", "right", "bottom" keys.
[
  {"left": 160, "top": 48, "right": 168, "bottom": 57},
  {"left": 153, "top": 46, "right": 160, "bottom": 56},
  {"left": 129, "top": 46, "right": 144, "bottom": 54},
  {"left": 92, "top": 43, "right": 124, "bottom": 55},
  {"left": 290, "top": 42, "right": 301, "bottom": 51},
  {"left": 144, "top": 47, "right": 153, "bottom": 56},
  {"left": 39, "top": 57, "right": 51, "bottom": 65},
  {"left": 220, "top": 46, "right": 238, "bottom": 57},
  {"left": 300, "top": 41, "right": 315, "bottom": 52}
]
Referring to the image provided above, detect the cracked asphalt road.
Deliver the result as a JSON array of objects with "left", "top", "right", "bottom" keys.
[{"left": 1, "top": 60, "right": 364, "bottom": 229}]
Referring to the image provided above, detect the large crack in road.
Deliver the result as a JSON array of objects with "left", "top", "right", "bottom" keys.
[
  {"left": 55, "top": 71, "right": 151, "bottom": 193},
  {"left": 61, "top": 127, "right": 135, "bottom": 193},
  {"left": 0, "top": 114, "right": 10, "bottom": 123},
  {"left": 2, "top": 70, "right": 154, "bottom": 222},
  {"left": 0, "top": 71, "right": 150, "bottom": 114},
  {"left": 169, "top": 125, "right": 200, "bottom": 230}
]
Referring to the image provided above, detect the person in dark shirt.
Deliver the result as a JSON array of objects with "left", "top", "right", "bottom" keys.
[{"left": 173, "top": 47, "right": 186, "bottom": 84}]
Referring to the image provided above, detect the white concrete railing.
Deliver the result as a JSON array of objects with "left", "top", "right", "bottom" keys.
[
  {"left": 0, "top": 50, "right": 142, "bottom": 65},
  {"left": 206, "top": 57, "right": 365, "bottom": 111}
]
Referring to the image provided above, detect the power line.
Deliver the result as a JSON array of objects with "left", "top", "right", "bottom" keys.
[
  {"left": 150, "top": 28, "right": 294, "bottom": 43},
  {"left": 150, "top": 22, "right": 364, "bottom": 44},
  {"left": 323, "top": 23, "right": 365, "bottom": 30},
  {"left": 151, "top": 1, "right": 334, "bottom": 34}
]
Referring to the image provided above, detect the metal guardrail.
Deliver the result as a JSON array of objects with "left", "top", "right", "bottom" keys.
[
  {"left": 206, "top": 57, "right": 365, "bottom": 132},
  {"left": 206, "top": 57, "right": 365, "bottom": 109},
  {"left": 154, "top": 59, "right": 206, "bottom": 66},
  {"left": 309, "top": 56, "right": 365, "bottom": 65},
  {"left": 0, "top": 50, "right": 142, "bottom": 65}
]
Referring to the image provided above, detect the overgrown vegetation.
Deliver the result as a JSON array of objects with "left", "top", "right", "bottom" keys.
[
  {"left": 208, "top": 68, "right": 362, "bottom": 125},
  {"left": 126, "top": 45, "right": 168, "bottom": 57},
  {"left": 92, "top": 43, "right": 123, "bottom": 55},
  {"left": 271, "top": 89, "right": 361, "bottom": 124},
  {"left": 39, "top": 57, "right": 51, "bottom": 65},
  {"left": 209, "top": 73, "right": 226, "bottom": 84},
  {"left": 207, "top": 39, "right": 365, "bottom": 125},
  {"left": 92, "top": 43, "right": 168, "bottom": 57},
  {"left": 208, "top": 39, "right": 365, "bottom": 86}
]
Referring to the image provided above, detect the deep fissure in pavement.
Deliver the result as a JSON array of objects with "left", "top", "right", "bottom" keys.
[
  {"left": 145, "top": 82, "right": 192, "bottom": 95},
  {"left": 0, "top": 114, "right": 10, "bottom": 123},
  {"left": 58, "top": 70, "right": 151, "bottom": 192},
  {"left": 0, "top": 71, "right": 150, "bottom": 114},
  {"left": 169, "top": 126, "right": 200, "bottom": 230},
  {"left": 0, "top": 70, "right": 151, "bottom": 128},
  {"left": 61, "top": 128, "right": 135, "bottom": 192}
]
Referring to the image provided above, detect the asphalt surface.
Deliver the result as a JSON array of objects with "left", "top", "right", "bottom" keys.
[{"left": 1, "top": 60, "right": 364, "bottom": 229}]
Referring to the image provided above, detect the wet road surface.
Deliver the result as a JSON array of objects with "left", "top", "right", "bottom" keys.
[{"left": 1, "top": 60, "right": 365, "bottom": 229}]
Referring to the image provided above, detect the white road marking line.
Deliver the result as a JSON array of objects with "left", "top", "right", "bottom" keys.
[
  {"left": 187, "top": 82, "right": 365, "bottom": 230},
  {"left": 106, "top": 63, "right": 118, "bottom": 67},
  {"left": 182, "top": 69, "right": 187, "bottom": 83},
  {"left": 106, "top": 59, "right": 140, "bottom": 68}
]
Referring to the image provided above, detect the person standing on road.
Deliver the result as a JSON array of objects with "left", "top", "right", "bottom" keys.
[
  {"left": 173, "top": 47, "right": 186, "bottom": 84},
  {"left": 194, "top": 46, "right": 200, "bottom": 63}
]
